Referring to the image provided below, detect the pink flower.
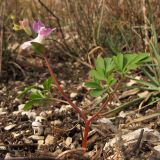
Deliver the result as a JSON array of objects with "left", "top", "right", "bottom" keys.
[
  {"left": 21, "top": 20, "right": 56, "bottom": 49},
  {"left": 19, "top": 19, "right": 29, "bottom": 28}
]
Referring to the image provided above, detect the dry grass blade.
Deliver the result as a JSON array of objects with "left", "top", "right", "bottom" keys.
[
  {"left": 127, "top": 112, "right": 160, "bottom": 125},
  {"left": 56, "top": 148, "right": 86, "bottom": 159},
  {"left": 100, "top": 97, "right": 144, "bottom": 117}
]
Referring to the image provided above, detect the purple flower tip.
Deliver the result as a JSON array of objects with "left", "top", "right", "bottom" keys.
[
  {"left": 32, "top": 20, "right": 45, "bottom": 33},
  {"left": 39, "top": 27, "right": 56, "bottom": 37}
]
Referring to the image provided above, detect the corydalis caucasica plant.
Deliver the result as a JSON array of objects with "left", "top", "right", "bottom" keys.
[{"left": 18, "top": 19, "right": 150, "bottom": 151}]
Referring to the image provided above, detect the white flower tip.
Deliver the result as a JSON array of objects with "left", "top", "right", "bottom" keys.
[{"left": 20, "top": 41, "right": 31, "bottom": 49}]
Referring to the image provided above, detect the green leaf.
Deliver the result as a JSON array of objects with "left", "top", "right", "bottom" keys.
[
  {"left": 104, "top": 58, "right": 115, "bottom": 73},
  {"left": 90, "top": 88, "right": 106, "bottom": 97},
  {"left": 29, "top": 90, "right": 45, "bottom": 100},
  {"left": 23, "top": 98, "right": 49, "bottom": 111},
  {"left": 142, "top": 68, "right": 160, "bottom": 86},
  {"left": 43, "top": 77, "right": 53, "bottom": 91},
  {"left": 31, "top": 42, "right": 45, "bottom": 54},
  {"left": 129, "top": 77, "right": 160, "bottom": 91},
  {"left": 106, "top": 74, "right": 116, "bottom": 86},
  {"left": 17, "top": 86, "right": 34, "bottom": 98},
  {"left": 96, "top": 57, "right": 105, "bottom": 70},
  {"left": 85, "top": 81, "right": 101, "bottom": 89},
  {"left": 90, "top": 69, "right": 106, "bottom": 81},
  {"left": 113, "top": 53, "right": 125, "bottom": 73}
]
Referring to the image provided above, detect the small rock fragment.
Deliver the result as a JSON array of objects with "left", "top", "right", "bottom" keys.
[
  {"left": 29, "top": 135, "right": 44, "bottom": 140},
  {"left": 51, "top": 120, "right": 62, "bottom": 126},
  {"left": 38, "top": 140, "right": 44, "bottom": 145},
  {"left": 70, "top": 92, "right": 77, "bottom": 98},
  {"left": 35, "top": 116, "right": 46, "bottom": 124},
  {"left": 59, "top": 105, "right": 72, "bottom": 113},
  {"left": 32, "top": 121, "right": 44, "bottom": 136},
  {"left": 18, "top": 104, "right": 25, "bottom": 111},
  {"left": 45, "top": 135, "right": 55, "bottom": 145},
  {"left": 4, "top": 124, "right": 16, "bottom": 131},
  {"left": 65, "top": 137, "right": 72, "bottom": 147}
]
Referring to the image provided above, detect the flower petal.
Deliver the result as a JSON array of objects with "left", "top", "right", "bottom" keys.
[
  {"left": 32, "top": 20, "right": 45, "bottom": 33},
  {"left": 39, "top": 27, "right": 56, "bottom": 37},
  {"left": 20, "top": 41, "right": 31, "bottom": 49}
]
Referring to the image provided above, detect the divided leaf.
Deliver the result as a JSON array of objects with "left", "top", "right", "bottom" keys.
[{"left": 43, "top": 77, "right": 53, "bottom": 91}]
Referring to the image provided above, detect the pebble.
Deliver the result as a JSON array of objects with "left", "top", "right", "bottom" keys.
[
  {"left": 65, "top": 137, "right": 72, "bottom": 147},
  {"left": 51, "top": 120, "right": 62, "bottom": 126},
  {"left": 35, "top": 116, "right": 46, "bottom": 124},
  {"left": 70, "top": 92, "right": 77, "bottom": 98},
  {"left": 18, "top": 104, "right": 25, "bottom": 111},
  {"left": 32, "top": 121, "right": 44, "bottom": 136},
  {"left": 40, "top": 111, "right": 47, "bottom": 118},
  {"left": 23, "top": 138, "right": 32, "bottom": 144},
  {"left": 29, "top": 135, "right": 44, "bottom": 140},
  {"left": 4, "top": 124, "right": 16, "bottom": 131},
  {"left": 45, "top": 135, "right": 55, "bottom": 145},
  {"left": 0, "top": 108, "right": 7, "bottom": 115},
  {"left": 0, "top": 145, "right": 6, "bottom": 151},
  {"left": 38, "top": 140, "right": 44, "bottom": 145},
  {"left": 154, "top": 145, "right": 160, "bottom": 153},
  {"left": 21, "top": 111, "right": 37, "bottom": 120},
  {"left": 12, "top": 132, "right": 21, "bottom": 138},
  {"left": 59, "top": 105, "right": 72, "bottom": 113},
  {"left": 0, "top": 107, "right": 6, "bottom": 112},
  {"left": 12, "top": 111, "right": 20, "bottom": 115}
]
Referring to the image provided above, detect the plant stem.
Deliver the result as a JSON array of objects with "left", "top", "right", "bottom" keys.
[
  {"left": 43, "top": 55, "right": 87, "bottom": 122},
  {"left": 82, "top": 120, "right": 91, "bottom": 149},
  {"left": 89, "top": 79, "right": 122, "bottom": 122}
]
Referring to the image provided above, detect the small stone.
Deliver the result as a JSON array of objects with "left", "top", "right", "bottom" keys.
[
  {"left": 51, "top": 120, "right": 62, "bottom": 126},
  {"left": 57, "top": 63, "right": 63, "bottom": 68},
  {"left": 0, "top": 107, "right": 7, "bottom": 115},
  {"left": 13, "top": 111, "right": 20, "bottom": 115},
  {"left": 59, "top": 105, "right": 72, "bottom": 113},
  {"left": 0, "top": 145, "right": 6, "bottom": 151},
  {"left": 23, "top": 138, "right": 32, "bottom": 144},
  {"left": 54, "top": 108, "right": 59, "bottom": 114},
  {"left": 40, "top": 111, "right": 47, "bottom": 118},
  {"left": 38, "top": 140, "right": 44, "bottom": 145},
  {"left": 4, "top": 124, "right": 16, "bottom": 131},
  {"left": 32, "top": 121, "right": 44, "bottom": 136},
  {"left": 70, "top": 92, "right": 77, "bottom": 98},
  {"left": 154, "top": 145, "right": 160, "bottom": 153},
  {"left": 32, "top": 121, "right": 42, "bottom": 127},
  {"left": 29, "top": 135, "right": 44, "bottom": 140},
  {"left": 18, "top": 104, "right": 25, "bottom": 111},
  {"left": 0, "top": 107, "right": 6, "bottom": 112},
  {"left": 21, "top": 111, "right": 37, "bottom": 120},
  {"left": 0, "top": 111, "right": 7, "bottom": 115},
  {"left": 35, "top": 116, "right": 46, "bottom": 124},
  {"left": 126, "top": 76, "right": 141, "bottom": 86},
  {"left": 65, "top": 137, "right": 72, "bottom": 147},
  {"left": 12, "top": 132, "right": 21, "bottom": 138},
  {"left": 45, "top": 135, "right": 55, "bottom": 145}
]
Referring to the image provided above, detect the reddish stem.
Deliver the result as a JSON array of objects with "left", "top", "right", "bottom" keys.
[
  {"left": 82, "top": 120, "right": 91, "bottom": 149},
  {"left": 43, "top": 55, "right": 87, "bottom": 122},
  {"left": 88, "top": 80, "right": 122, "bottom": 122}
]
